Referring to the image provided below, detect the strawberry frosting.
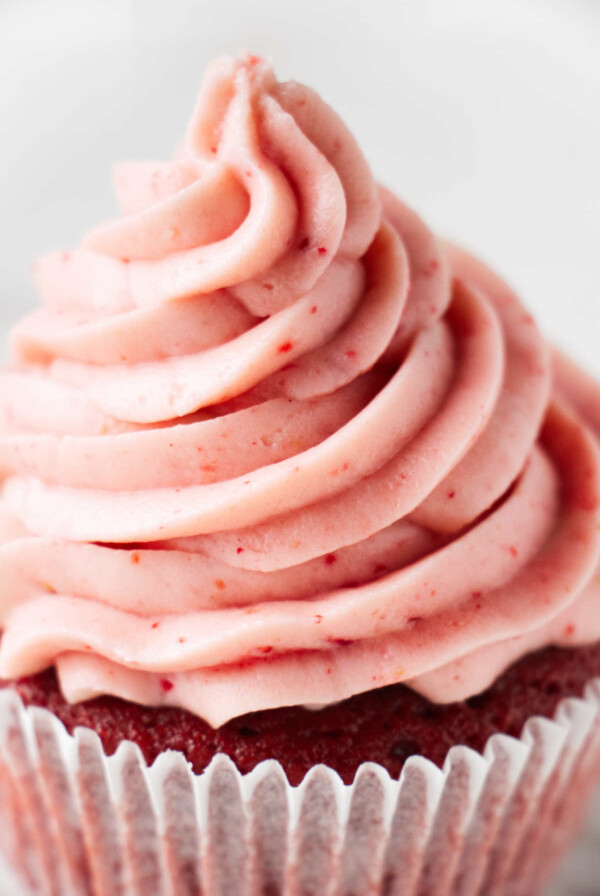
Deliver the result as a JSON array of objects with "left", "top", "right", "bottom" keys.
[{"left": 1, "top": 55, "right": 599, "bottom": 726}]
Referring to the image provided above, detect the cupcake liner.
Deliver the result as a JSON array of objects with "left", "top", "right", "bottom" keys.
[{"left": 1, "top": 682, "right": 600, "bottom": 896}]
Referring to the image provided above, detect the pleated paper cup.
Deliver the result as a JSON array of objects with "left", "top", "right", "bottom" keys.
[{"left": 1, "top": 681, "right": 600, "bottom": 896}]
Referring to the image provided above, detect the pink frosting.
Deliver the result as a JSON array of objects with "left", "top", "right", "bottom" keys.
[{"left": 1, "top": 55, "right": 599, "bottom": 726}]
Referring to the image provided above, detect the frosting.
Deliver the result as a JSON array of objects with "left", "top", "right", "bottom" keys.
[{"left": 1, "top": 55, "right": 599, "bottom": 726}]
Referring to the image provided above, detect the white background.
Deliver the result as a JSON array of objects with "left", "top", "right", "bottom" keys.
[
  {"left": 0, "top": 0, "right": 599, "bottom": 373},
  {"left": 0, "top": 0, "right": 599, "bottom": 893}
]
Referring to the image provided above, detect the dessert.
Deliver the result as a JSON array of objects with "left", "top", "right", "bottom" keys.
[
  {"left": 7, "top": 642, "right": 600, "bottom": 787},
  {"left": 1, "top": 53, "right": 599, "bottom": 896}
]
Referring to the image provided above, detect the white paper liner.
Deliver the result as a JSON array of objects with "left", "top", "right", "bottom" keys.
[{"left": 1, "top": 681, "right": 600, "bottom": 896}]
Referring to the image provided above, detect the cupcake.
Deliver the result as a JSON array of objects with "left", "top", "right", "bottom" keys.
[{"left": 1, "top": 53, "right": 600, "bottom": 896}]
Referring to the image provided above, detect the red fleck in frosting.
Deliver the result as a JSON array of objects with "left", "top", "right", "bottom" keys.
[{"left": 1, "top": 55, "right": 599, "bottom": 726}]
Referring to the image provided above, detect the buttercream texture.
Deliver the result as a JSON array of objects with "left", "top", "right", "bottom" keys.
[{"left": 1, "top": 55, "right": 599, "bottom": 725}]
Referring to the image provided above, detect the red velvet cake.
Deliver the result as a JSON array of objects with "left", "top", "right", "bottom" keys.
[
  {"left": 1, "top": 53, "right": 600, "bottom": 896},
  {"left": 4, "top": 642, "right": 600, "bottom": 786}
]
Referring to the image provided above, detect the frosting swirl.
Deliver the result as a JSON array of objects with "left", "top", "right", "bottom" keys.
[{"left": 1, "top": 55, "right": 599, "bottom": 726}]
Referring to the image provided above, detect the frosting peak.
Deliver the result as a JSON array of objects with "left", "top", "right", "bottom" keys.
[
  {"left": 37, "top": 55, "right": 380, "bottom": 321},
  {"left": 1, "top": 56, "right": 599, "bottom": 726}
]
